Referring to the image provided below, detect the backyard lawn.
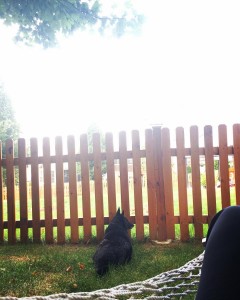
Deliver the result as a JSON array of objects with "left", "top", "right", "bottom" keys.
[{"left": 0, "top": 239, "right": 203, "bottom": 298}]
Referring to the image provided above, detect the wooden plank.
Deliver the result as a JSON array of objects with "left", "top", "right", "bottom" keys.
[
  {"left": 233, "top": 124, "right": 240, "bottom": 205},
  {"left": 30, "top": 138, "right": 41, "bottom": 242},
  {"left": 152, "top": 126, "right": 167, "bottom": 241},
  {"left": 55, "top": 136, "right": 65, "bottom": 244},
  {"left": 5, "top": 145, "right": 232, "bottom": 165},
  {"left": 2, "top": 214, "right": 210, "bottom": 228},
  {"left": 218, "top": 124, "right": 230, "bottom": 208},
  {"left": 145, "top": 129, "right": 157, "bottom": 240},
  {"left": 6, "top": 139, "right": 16, "bottom": 244},
  {"left": 119, "top": 131, "right": 130, "bottom": 219},
  {"left": 80, "top": 134, "right": 91, "bottom": 241},
  {"left": 93, "top": 133, "right": 104, "bottom": 240},
  {"left": 132, "top": 130, "right": 144, "bottom": 240},
  {"left": 176, "top": 127, "right": 189, "bottom": 241},
  {"left": 105, "top": 132, "right": 116, "bottom": 221},
  {"left": 42, "top": 137, "right": 53, "bottom": 243},
  {"left": 67, "top": 136, "right": 79, "bottom": 243},
  {"left": 204, "top": 125, "right": 216, "bottom": 223},
  {"left": 18, "top": 138, "right": 28, "bottom": 242},
  {"left": 162, "top": 128, "right": 175, "bottom": 240},
  {"left": 0, "top": 141, "right": 3, "bottom": 242},
  {"left": 190, "top": 126, "right": 203, "bottom": 239}
]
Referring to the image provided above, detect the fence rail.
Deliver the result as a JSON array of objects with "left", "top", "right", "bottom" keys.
[{"left": 0, "top": 124, "right": 240, "bottom": 244}]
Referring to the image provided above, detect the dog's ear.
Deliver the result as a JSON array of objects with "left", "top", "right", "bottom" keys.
[
  {"left": 122, "top": 210, "right": 125, "bottom": 216},
  {"left": 117, "top": 207, "right": 120, "bottom": 215}
]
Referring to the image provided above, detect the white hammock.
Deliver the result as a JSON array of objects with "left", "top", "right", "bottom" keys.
[{"left": 0, "top": 252, "right": 204, "bottom": 300}]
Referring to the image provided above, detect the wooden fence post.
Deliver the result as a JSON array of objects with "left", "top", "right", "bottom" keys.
[
  {"left": 190, "top": 126, "right": 203, "bottom": 239},
  {"left": 218, "top": 124, "right": 230, "bottom": 208},
  {"left": 204, "top": 125, "right": 216, "bottom": 224},
  {"left": 132, "top": 130, "right": 144, "bottom": 240},
  {"left": 67, "top": 135, "right": 79, "bottom": 243},
  {"left": 233, "top": 124, "right": 240, "bottom": 205},
  {"left": 80, "top": 134, "right": 92, "bottom": 242},
  {"left": 105, "top": 132, "right": 117, "bottom": 221},
  {"left": 176, "top": 127, "right": 189, "bottom": 241},
  {"left": 0, "top": 141, "right": 3, "bottom": 243},
  {"left": 18, "top": 138, "right": 28, "bottom": 243},
  {"left": 162, "top": 127, "right": 175, "bottom": 240},
  {"left": 30, "top": 138, "right": 41, "bottom": 243},
  {"left": 152, "top": 126, "right": 167, "bottom": 241},
  {"left": 93, "top": 132, "right": 104, "bottom": 241},
  {"left": 55, "top": 136, "right": 65, "bottom": 244},
  {"left": 43, "top": 137, "right": 53, "bottom": 243},
  {"left": 6, "top": 139, "right": 16, "bottom": 244},
  {"left": 145, "top": 129, "right": 158, "bottom": 240},
  {"left": 119, "top": 132, "right": 130, "bottom": 220}
]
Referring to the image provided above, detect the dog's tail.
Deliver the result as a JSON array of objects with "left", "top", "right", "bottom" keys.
[
  {"left": 95, "top": 258, "right": 109, "bottom": 276},
  {"left": 93, "top": 251, "right": 110, "bottom": 276}
]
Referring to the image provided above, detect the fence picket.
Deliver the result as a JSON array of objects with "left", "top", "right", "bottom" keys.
[
  {"left": 218, "top": 124, "right": 231, "bottom": 208},
  {"left": 204, "top": 125, "right": 216, "bottom": 223},
  {"left": 80, "top": 134, "right": 91, "bottom": 241},
  {"left": 132, "top": 130, "right": 144, "bottom": 240},
  {"left": 176, "top": 128, "right": 189, "bottom": 241},
  {"left": 67, "top": 135, "right": 79, "bottom": 243},
  {"left": 0, "top": 141, "right": 3, "bottom": 242},
  {"left": 18, "top": 138, "right": 28, "bottom": 242},
  {"left": 162, "top": 128, "right": 175, "bottom": 240},
  {"left": 6, "top": 139, "right": 16, "bottom": 244},
  {"left": 55, "top": 136, "right": 65, "bottom": 244},
  {"left": 190, "top": 126, "right": 203, "bottom": 239},
  {"left": 119, "top": 132, "right": 130, "bottom": 219},
  {"left": 233, "top": 124, "right": 240, "bottom": 205},
  {"left": 145, "top": 129, "right": 157, "bottom": 240},
  {"left": 105, "top": 133, "right": 116, "bottom": 221},
  {"left": 153, "top": 126, "right": 167, "bottom": 241},
  {"left": 43, "top": 138, "right": 53, "bottom": 243},
  {"left": 30, "top": 138, "right": 41, "bottom": 242},
  {"left": 93, "top": 133, "right": 104, "bottom": 241}
]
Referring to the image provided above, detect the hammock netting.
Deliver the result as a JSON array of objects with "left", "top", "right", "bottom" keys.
[{"left": 0, "top": 252, "right": 204, "bottom": 300}]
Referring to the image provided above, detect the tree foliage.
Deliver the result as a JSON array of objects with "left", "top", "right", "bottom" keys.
[
  {"left": 0, "top": 1, "right": 144, "bottom": 47},
  {"left": 87, "top": 123, "right": 107, "bottom": 180},
  {"left": 75, "top": 124, "right": 107, "bottom": 181},
  {"left": 0, "top": 84, "right": 20, "bottom": 157}
]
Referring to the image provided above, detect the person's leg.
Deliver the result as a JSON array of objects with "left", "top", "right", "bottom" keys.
[{"left": 196, "top": 205, "right": 240, "bottom": 300}]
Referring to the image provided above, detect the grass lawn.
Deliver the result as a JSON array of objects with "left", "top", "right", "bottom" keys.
[{"left": 0, "top": 239, "right": 204, "bottom": 298}]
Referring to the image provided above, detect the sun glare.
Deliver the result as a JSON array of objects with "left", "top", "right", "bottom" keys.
[{"left": 0, "top": 1, "right": 240, "bottom": 139}]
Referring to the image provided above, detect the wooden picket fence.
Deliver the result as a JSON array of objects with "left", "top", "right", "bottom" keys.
[{"left": 1, "top": 124, "right": 240, "bottom": 245}]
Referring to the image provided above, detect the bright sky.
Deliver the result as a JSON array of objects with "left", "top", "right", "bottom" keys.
[{"left": 0, "top": 0, "right": 240, "bottom": 139}]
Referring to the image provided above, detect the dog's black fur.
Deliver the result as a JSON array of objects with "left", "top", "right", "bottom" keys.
[{"left": 93, "top": 208, "right": 134, "bottom": 275}]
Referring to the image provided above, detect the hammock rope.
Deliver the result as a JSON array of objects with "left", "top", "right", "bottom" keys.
[{"left": 0, "top": 252, "right": 204, "bottom": 300}]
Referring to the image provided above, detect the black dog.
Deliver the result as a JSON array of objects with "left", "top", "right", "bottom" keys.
[{"left": 93, "top": 208, "right": 134, "bottom": 275}]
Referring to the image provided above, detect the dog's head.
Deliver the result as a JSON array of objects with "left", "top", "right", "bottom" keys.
[{"left": 115, "top": 208, "right": 134, "bottom": 230}]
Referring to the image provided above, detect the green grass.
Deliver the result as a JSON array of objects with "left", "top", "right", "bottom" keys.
[{"left": 0, "top": 239, "right": 204, "bottom": 298}]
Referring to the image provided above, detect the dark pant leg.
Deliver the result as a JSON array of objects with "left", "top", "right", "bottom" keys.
[{"left": 196, "top": 206, "right": 240, "bottom": 300}]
